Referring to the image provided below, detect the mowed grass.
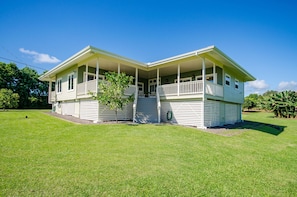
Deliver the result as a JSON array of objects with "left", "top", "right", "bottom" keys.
[{"left": 0, "top": 110, "right": 296, "bottom": 196}]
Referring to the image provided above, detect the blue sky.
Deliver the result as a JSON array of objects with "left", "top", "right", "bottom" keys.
[{"left": 1, "top": 0, "right": 297, "bottom": 95}]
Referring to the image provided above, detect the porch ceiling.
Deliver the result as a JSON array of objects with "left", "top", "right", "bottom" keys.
[
  {"left": 87, "top": 58, "right": 138, "bottom": 76},
  {"left": 87, "top": 57, "right": 215, "bottom": 79}
]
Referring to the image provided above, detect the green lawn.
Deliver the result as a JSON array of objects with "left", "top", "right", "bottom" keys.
[{"left": 1, "top": 110, "right": 296, "bottom": 196}]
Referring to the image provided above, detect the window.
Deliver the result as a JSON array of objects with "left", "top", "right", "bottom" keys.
[
  {"left": 57, "top": 78, "right": 62, "bottom": 93},
  {"left": 196, "top": 74, "right": 214, "bottom": 82},
  {"left": 174, "top": 77, "right": 192, "bottom": 83},
  {"left": 235, "top": 79, "right": 239, "bottom": 89},
  {"left": 68, "top": 73, "right": 74, "bottom": 91},
  {"left": 83, "top": 72, "right": 105, "bottom": 81},
  {"left": 225, "top": 74, "right": 231, "bottom": 86}
]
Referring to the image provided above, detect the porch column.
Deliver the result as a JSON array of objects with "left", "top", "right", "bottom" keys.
[
  {"left": 177, "top": 64, "right": 180, "bottom": 96},
  {"left": 135, "top": 68, "right": 138, "bottom": 95},
  {"left": 157, "top": 68, "right": 161, "bottom": 123},
  {"left": 202, "top": 57, "right": 206, "bottom": 129},
  {"left": 48, "top": 80, "right": 52, "bottom": 104},
  {"left": 157, "top": 68, "right": 159, "bottom": 88},
  {"left": 133, "top": 68, "right": 138, "bottom": 123},
  {"left": 118, "top": 63, "right": 121, "bottom": 74},
  {"left": 85, "top": 63, "right": 88, "bottom": 95},
  {"left": 213, "top": 63, "right": 217, "bottom": 84},
  {"left": 202, "top": 58, "right": 205, "bottom": 100},
  {"left": 96, "top": 58, "right": 99, "bottom": 93}
]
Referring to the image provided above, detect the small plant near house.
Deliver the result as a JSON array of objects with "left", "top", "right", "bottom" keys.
[{"left": 90, "top": 72, "right": 134, "bottom": 122}]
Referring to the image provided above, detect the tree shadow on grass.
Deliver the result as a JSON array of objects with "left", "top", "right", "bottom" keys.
[{"left": 223, "top": 120, "right": 286, "bottom": 136}]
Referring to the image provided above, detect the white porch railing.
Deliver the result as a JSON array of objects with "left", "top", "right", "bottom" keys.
[
  {"left": 77, "top": 80, "right": 136, "bottom": 96},
  {"left": 158, "top": 80, "right": 223, "bottom": 97},
  {"left": 124, "top": 85, "right": 136, "bottom": 95},
  {"left": 158, "top": 81, "right": 203, "bottom": 96},
  {"left": 77, "top": 80, "right": 97, "bottom": 96},
  {"left": 205, "top": 81, "right": 223, "bottom": 97},
  {"left": 49, "top": 91, "right": 56, "bottom": 102}
]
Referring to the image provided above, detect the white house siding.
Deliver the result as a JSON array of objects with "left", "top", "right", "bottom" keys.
[
  {"left": 223, "top": 74, "right": 244, "bottom": 104},
  {"left": 74, "top": 102, "right": 80, "bottom": 118},
  {"left": 204, "top": 100, "right": 221, "bottom": 127},
  {"left": 161, "top": 100, "right": 203, "bottom": 128},
  {"left": 61, "top": 101, "right": 75, "bottom": 116},
  {"left": 80, "top": 99, "right": 98, "bottom": 121},
  {"left": 224, "top": 103, "right": 241, "bottom": 124},
  {"left": 98, "top": 102, "right": 133, "bottom": 122},
  {"left": 56, "top": 66, "right": 77, "bottom": 101}
]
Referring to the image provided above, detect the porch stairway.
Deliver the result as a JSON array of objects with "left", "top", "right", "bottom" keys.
[{"left": 135, "top": 97, "right": 158, "bottom": 123}]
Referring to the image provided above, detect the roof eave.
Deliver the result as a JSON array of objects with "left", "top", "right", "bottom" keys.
[
  {"left": 212, "top": 46, "right": 256, "bottom": 82},
  {"left": 148, "top": 45, "right": 215, "bottom": 67},
  {"left": 39, "top": 45, "right": 92, "bottom": 81}
]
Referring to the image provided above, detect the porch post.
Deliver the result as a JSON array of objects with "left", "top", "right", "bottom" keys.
[
  {"left": 157, "top": 68, "right": 161, "bottom": 123},
  {"left": 177, "top": 64, "right": 180, "bottom": 96},
  {"left": 133, "top": 68, "right": 138, "bottom": 123},
  {"left": 135, "top": 68, "right": 138, "bottom": 94},
  {"left": 96, "top": 58, "right": 99, "bottom": 93},
  {"left": 157, "top": 68, "right": 159, "bottom": 88},
  {"left": 85, "top": 63, "right": 88, "bottom": 95},
  {"left": 213, "top": 63, "right": 217, "bottom": 84},
  {"left": 202, "top": 57, "right": 206, "bottom": 129},
  {"left": 202, "top": 58, "right": 205, "bottom": 100},
  {"left": 48, "top": 80, "right": 52, "bottom": 104}
]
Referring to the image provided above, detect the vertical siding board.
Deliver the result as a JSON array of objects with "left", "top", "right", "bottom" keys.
[
  {"left": 80, "top": 100, "right": 98, "bottom": 121},
  {"left": 98, "top": 102, "right": 133, "bottom": 122},
  {"left": 204, "top": 101, "right": 221, "bottom": 127},
  {"left": 161, "top": 100, "right": 203, "bottom": 128}
]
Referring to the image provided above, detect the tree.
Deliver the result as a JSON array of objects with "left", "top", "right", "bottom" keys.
[
  {"left": 266, "top": 91, "right": 297, "bottom": 118},
  {"left": 243, "top": 94, "right": 260, "bottom": 111},
  {"left": 0, "top": 62, "right": 20, "bottom": 91},
  {"left": 91, "top": 72, "right": 134, "bottom": 122},
  {"left": 0, "top": 88, "right": 20, "bottom": 110},
  {"left": 16, "top": 67, "right": 49, "bottom": 108}
]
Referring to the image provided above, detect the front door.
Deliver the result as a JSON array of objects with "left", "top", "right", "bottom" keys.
[
  {"left": 138, "top": 82, "right": 144, "bottom": 97},
  {"left": 148, "top": 78, "right": 161, "bottom": 96}
]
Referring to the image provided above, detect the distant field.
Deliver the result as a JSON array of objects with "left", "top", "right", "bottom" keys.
[{"left": 0, "top": 110, "right": 296, "bottom": 196}]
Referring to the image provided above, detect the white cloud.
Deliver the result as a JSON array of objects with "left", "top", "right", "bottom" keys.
[
  {"left": 278, "top": 81, "right": 297, "bottom": 91},
  {"left": 19, "top": 48, "right": 60, "bottom": 63},
  {"left": 245, "top": 79, "right": 269, "bottom": 95}
]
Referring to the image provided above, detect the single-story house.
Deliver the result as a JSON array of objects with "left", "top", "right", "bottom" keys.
[{"left": 39, "top": 45, "right": 255, "bottom": 128}]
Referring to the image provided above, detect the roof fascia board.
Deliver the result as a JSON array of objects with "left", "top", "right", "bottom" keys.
[
  {"left": 39, "top": 46, "right": 92, "bottom": 80},
  {"left": 90, "top": 46, "right": 147, "bottom": 68},
  {"left": 148, "top": 45, "right": 215, "bottom": 67}
]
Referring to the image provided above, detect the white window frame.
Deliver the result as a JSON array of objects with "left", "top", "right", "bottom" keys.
[
  {"left": 57, "top": 78, "right": 62, "bottom": 93},
  {"left": 196, "top": 74, "right": 215, "bottom": 82},
  {"left": 225, "top": 73, "right": 231, "bottom": 86},
  {"left": 174, "top": 77, "right": 192, "bottom": 83},
  {"left": 83, "top": 72, "right": 105, "bottom": 82},
  {"left": 68, "top": 73, "right": 74, "bottom": 91},
  {"left": 235, "top": 79, "right": 239, "bottom": 89},
  {"left": 148, "top": 78, "right": 161, "bottom": 95}
]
